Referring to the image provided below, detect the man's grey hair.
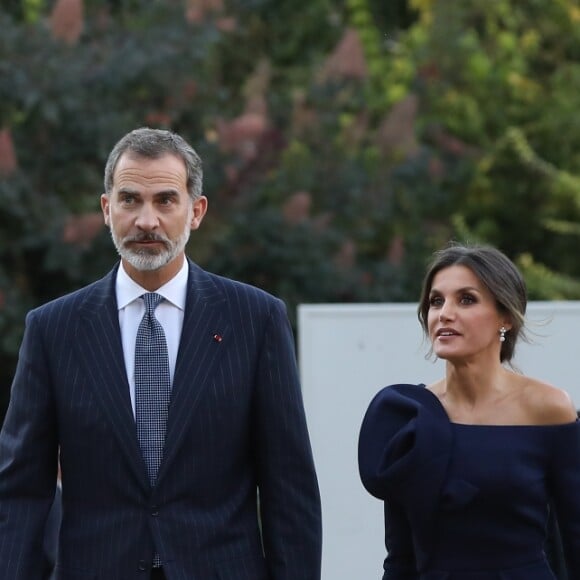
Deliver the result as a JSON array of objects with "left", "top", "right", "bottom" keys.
[{"left": 103, "top": 127, "right": 203, "bottom": 199}]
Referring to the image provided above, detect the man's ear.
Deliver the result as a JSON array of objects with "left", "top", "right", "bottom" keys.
[
  {"left": 190, "top": 196, "right": 208, "bottom": 230},
  {"left": 101, "top": 193, "right": 110, "bottom": 227}
]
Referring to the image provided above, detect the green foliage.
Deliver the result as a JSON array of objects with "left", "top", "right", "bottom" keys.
[
  {"left": 216, "top": 0, "right": 342, "bottom": 96},
  {"left": 23, "top": 0, "right": 44, "bottom": 22},
  {"left": 517, "top": 253, "right": 580, "bottom": 300},
  {"left": 395, "top": 0, "right": 580, "bottom": 289}
]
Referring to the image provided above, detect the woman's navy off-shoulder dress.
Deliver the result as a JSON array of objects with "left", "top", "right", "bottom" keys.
[{"left": 358, "top": 384, "right": 580, "bottom": 579}]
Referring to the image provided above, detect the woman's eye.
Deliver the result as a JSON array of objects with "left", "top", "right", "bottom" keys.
[
  {"left": 429, "top": 296, "right": 443, "bottom": 307},
  {"left": 461, "top": 294, "right": 475, "bottom": 304}
]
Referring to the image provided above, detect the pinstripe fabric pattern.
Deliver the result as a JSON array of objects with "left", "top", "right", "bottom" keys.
[{"left": 0, "top": 259, "right": 322, "bottom": 580}]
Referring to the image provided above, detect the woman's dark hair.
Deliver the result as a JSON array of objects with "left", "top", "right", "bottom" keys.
[{"left": 417, "top": 243, "right": 527, "bottom": 363}]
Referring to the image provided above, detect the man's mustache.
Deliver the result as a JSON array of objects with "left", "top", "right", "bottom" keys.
[{"left": 124, "top": 233, "right": 170, "bottom": 244}]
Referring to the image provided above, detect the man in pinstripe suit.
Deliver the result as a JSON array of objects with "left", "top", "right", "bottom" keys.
[{"left": 0, "top": 128, "right": 322, "bottom": 579}]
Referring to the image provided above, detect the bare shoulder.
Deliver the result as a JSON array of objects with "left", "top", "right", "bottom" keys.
[
  {"left": 520, "top": 377, "right": 578, "bottom": 425},
  {"left": 426, "top": 379, "right": 445, "bottom": 396}
]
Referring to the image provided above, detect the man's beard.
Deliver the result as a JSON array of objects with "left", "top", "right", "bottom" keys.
[{"left": 109, "top": 219, "right": 192, "bottom": 272}]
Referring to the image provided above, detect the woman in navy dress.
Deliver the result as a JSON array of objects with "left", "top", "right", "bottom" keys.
[{"left": 358, "top": 243, "right": 580, "bottom": 579}]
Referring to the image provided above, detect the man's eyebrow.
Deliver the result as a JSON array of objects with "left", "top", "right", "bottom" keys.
[
  {"left": 116, "top": 188, "right": 181, "bottom": 196},
  {"left": 117, "top": 187, "right": 139, "bottom": 195}
]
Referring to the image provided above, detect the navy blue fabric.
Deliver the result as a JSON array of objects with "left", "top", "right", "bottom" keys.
[
  {"left": 358, "top": 383, "right": 580, "bottom": 579},
  {"left": 0, "top": 259, "right": 322, "bottom": 580},
  {"left": 43, "top": 485, "right": 62, "bottom": 580}
]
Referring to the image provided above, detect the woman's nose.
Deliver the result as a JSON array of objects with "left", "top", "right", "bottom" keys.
[{"left": 439, "top": 302, "right": 454, "bottom": 321}]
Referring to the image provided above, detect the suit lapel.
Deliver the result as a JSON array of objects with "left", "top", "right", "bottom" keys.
[
  {"left": 157, "top": 261, "right": 229, "bottom": 484},
  {"left": 75, "top": 267, "right": 150, "bottom": 491}
]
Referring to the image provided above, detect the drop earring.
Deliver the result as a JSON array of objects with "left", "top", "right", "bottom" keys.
[{"left": 499, "top": 326, "right": 506, "bottom": 343}]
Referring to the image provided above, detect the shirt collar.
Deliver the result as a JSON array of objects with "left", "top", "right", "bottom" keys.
[{"left": 116, "top": 259, "right": 189, "bottom": 311}]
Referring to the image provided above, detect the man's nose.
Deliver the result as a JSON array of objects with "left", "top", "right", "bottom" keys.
[{"left": 135, "top": 204, "right": 159, "bottom": 230}]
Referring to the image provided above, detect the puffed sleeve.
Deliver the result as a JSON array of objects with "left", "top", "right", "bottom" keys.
[
  {"left": 358, "top": 384, "right": 453, "bottom": 577},
  {"left": 548, "top": 421, "right": 580, "bottom": 577}
]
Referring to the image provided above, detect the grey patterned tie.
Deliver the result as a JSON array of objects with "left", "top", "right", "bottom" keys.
[{"left": 135, "top": 292, "right": 171, "bottom": 487}]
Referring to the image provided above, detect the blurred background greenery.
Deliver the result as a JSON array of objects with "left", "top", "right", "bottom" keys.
[{"left": 3, "top": 0, "right": 580, "bottom": 422}]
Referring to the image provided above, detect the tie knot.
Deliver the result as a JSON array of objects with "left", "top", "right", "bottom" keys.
[{"left": 141, "top": 292, "right": 164, "bottom": 315}]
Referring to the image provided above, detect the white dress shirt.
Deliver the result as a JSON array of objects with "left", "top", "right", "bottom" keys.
[{"left": 115, "top": 260, "right": 188, "bottom": 416}]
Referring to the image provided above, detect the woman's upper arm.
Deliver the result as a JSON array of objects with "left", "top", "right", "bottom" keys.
[{"left": 383, "top": 500, "right": 418, "bottom": 580}]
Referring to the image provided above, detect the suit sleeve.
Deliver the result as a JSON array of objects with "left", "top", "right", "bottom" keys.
[
  {"left": 0, "top": 310, "right": 59, "bottom": 579},
  {"left": 251, "top": 298, "right": 322, "bottom": 580},
  {"left": 383, "top": 500, "right": 418, "bottom": 580},
  {"left": 548, "top": 421, "right": 580, "bottom": 578}
]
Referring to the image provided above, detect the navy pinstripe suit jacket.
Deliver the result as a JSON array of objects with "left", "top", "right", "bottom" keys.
[{"left": 0, "top": 260, "right": 322, "bottom": 580}]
